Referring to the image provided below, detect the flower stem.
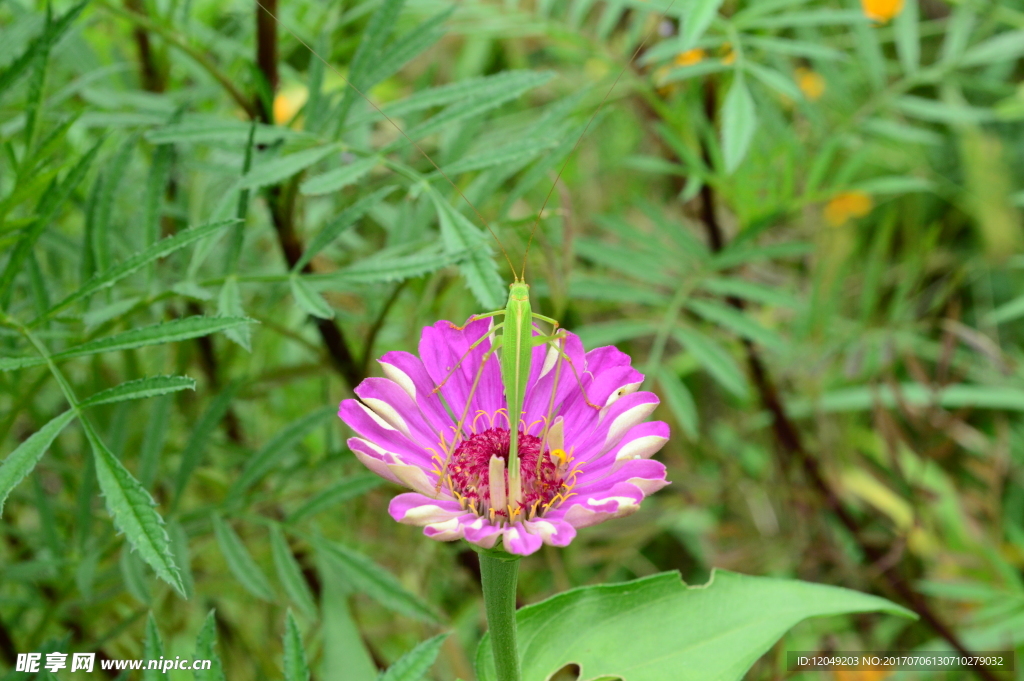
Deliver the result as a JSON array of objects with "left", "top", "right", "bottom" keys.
[{"left": 479, "top": 551, "right": 521, "bottom": 681}]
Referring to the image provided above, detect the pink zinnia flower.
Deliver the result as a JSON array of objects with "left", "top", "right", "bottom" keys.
[{"left": 338, "top": 318, "right": 670, "bottom": 556}]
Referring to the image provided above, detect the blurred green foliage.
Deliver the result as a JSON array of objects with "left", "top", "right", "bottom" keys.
[{"left": 1, "top": 0, "right": 1024, "bottom": 678}]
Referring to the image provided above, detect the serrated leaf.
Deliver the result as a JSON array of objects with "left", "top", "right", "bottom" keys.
[
  {"left": 0, "top": 409, "right": 75, "bottom": 516},
  {"left": 143, "top": 615, "right": 164, "bottom": 681},
  {"left": 294, "top": 185, "right": 397, "bottom": 271},
  {"left": 86, "top": 423, "right": 184, "bottom": 595},
  {"left": 271, "top": 527, "right": 317, "bottom": 619},
  {"left": 41, "top": 220, "right": 237, "bottom": 322},
  {"left": 290, "top": 275, "right": 335, "bottom": 319},
  {"left": 299, "top": 156, "right": 380, "bottom": 196},
  {"left": 314, "top": 538, "right": 441, "bottom": 623},
  {"left": 672, "top": 327, "right": 748, "bottom": 398},
  {"left": 283, "top": 611, "right": 310, "bottom": 681},
  {"left": 218, "top": 276, "right": 251, "bottom": 351},
  {"left": 239, "top": 145, "right": 341, "bottom": 190},
  {"left": 288, "top": 473, "right": 382, "bottom": 524},
  {"left": 80, "top": 376, "right": 196, "bottom": 408},
  {"left": 721, "top": 75, "right": 757, "bottom": 174},
  {"left": 380, "top": 633, "right": 450, "bottom": 681},
  {"left": 194, "top": 611, "right": 228, "bottom": 681},
  {"left": 657, "top": 369, "right": 698, "bottom": 439},
  {"left": 476, "top": 570, "right": 913, "bottom": 681},
  {"left": 680, "top": 0, "right": 723, "bottom": 49},
  {"left": 211, "top": 514, "right": 275, "bottom": 601},
  {"left": 428, "top": 191, "right": 503, "bottom": 310},
  {"left": 231, "top": 406, "right": 335, "bottom": 497}
]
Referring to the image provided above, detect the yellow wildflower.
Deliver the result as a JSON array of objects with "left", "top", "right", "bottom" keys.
[
  {"left": 795, "top": 67, "right": 826, "bottom": 101},
  {"left": 861, "top": 0, "right": 904, "bottom": 23},
  {"left": 674, "top": 48, "right": 706, "bottom": 67},
  {"left": 824, "top": 191, "right": 873, "bottom": 226},
  {"left": 273, "top": 85, "right": 308, "bottom": 125}
]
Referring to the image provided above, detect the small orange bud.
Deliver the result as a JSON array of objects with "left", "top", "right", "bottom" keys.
[
  {"left": 795, "top": 67, "right": 826, "bottom": 101},
  {"left": 824, "top": 191, "right": 873, "bottom": 226},
  {"left": 272, "top": 86, "right": 308, "bottom": 125},
  {"left": 674, "top": 48, "right": 706, "bottom": 67},
  {"left": 861, "top": 0, "right": 904, "bottom": 23},
  {"left": 719, "top": 42, "right": 736, "bottom": 65}
]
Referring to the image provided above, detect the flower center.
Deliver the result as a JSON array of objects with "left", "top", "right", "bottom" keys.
[{"left": 445, "top": 428, "right": 569, "bottom": 523}]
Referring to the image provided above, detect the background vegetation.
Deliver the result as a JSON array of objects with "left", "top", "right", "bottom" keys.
[{"left": 1, "top": 0, "right": 1023, "bottom": 678}]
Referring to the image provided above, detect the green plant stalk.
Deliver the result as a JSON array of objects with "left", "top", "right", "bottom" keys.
[{"left": 479, "top": 551, "right": 521, "bottom": 681}]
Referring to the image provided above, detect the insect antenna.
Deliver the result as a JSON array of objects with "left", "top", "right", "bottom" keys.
[
  {"left": 253, "top": 0, "right": 520, "bottom": 280},
  {"left": 520, "top": 0, "right": 681, "bottom": 282}
]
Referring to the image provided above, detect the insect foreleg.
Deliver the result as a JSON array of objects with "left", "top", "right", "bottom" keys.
[
  {"left": 531, "top": 331, "right": 602, "bottom": 411},
  {"left": 434, "top": 337, "right": 503, "bottom": 495},
  {"left": 430, "top": 322, "right": 505, "bottom": 395},
  {"left": 449, "top": 309, "right": 505, "bottom": 330}
]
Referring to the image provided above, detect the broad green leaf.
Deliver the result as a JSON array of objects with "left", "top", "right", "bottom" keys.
[
  {"left": 476, "top": 570, "right": 913, "bottom": 681},
  {"left": 894, "top": 0, "right": 919, "bottom": 74},
  {"left": 239, "top": 145, "right": 341, "bottom": 191},
  {"left": 686, "top": 299, "right": 784, "bottom": 350},
  {"left": 218, "top": 276, "right": 251, "bottom": 351},
  {"left": 173, "top": 382, "right": 240, "bottom": 504},
  {"left": 299, "top": 156, "right": 380, "bottom": 196},
  {"left": 143, "top": 615, "right": 164, "bottom": 681},
  {"left": 80, "top": 376, "right": 196, "bottom": 409},
  {"left": 380, "top": 633, "right": 450, "bottom": 681},
  {"left": 290, "top": 275, "right": 335, "bottom": 319},
  {"left": 657, "top": 369, "right": 698, "bottom": 439},
  {"left": 86, "top": 423, "right": 184, "bottom": 595},
  {"left": 194, "top": 611, "right": 228, "bottom": 681},
  {"left": 288, "top": 473, "right": 382, "bottom": 523},
  {"left": 428, "top": 190, "right": 503, "bottom": 310},
  {"left": 294, "top": 185, "right": 398, "bottom": 271},
  {"left": 271, "top": 527, "right": 318, "bottom": 619},
  {"left": 283, "top": 611, "right": 310, "bottom": 681},
  {"left": 41, "top": 220, "right": 236, "bottom": 322},
  {"left": 721, "top": 75, "right": 757, "bottom": 173},
  {"left": 211, "top": 514, "right": 275, "bottom": 601},
  {"left": 0, "top": 409, "right": 75, "bottom": 516},
  {"left": 314, "top": 538, "right": 441, "bottom": 623},
  {"left": 672, "top": 327, "right": 748, "bottom": 398},
  {"left": 961, "top": 30, "right": 1024, "bottom": 67},
  {"left": 680, "top": 0, "right": 723, "bottom": 49},
  {"left": 230, "top": 406, "right": 335, "bottom": 497}
]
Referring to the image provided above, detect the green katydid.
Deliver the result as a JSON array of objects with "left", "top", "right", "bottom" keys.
[{"left": 257, "top": 0, "right": 666, "bottom": 520}]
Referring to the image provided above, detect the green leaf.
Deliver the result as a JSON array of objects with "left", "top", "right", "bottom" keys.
[
  {"left": 362, "top": 8, "right": 453, "bottom": 89},
  {"left": 79, "top": 376, "right": 196, "bottom": 409},
  {"left": 294, "top": 185, "right": 398, "bottom": 271},
  {"left": 744, "top": 63, "right": 802, "bottom": 101},
  {"left": 290, "top": 275, "right": 335, "bottom": 319},
  {"left": 194, "top": 611, "right": 228, "bottom": 681},
  {"left": 239, "top": 145, "right": 341, "bottom": 191},
  {"left": 288, "top": 473, "right": 382, "bottom": 523},
  {"left": 319, "top": 553, "right": 377, "bottom": 681},
  {"left": 218, "top": 276, "right": 251, "bottom": 351},
  {"left": 283, "top": 611, "right": 310, "bottom": 681},
  {"left": 893, "top": 96, "right": 994, "bottom": 124},
  {"left": 786, "top": 383, "right": 1024, "bottom": 416},
  {"left": 86, "top": 423, "right": 184, "bottom": 595},
  {"left": 744, "top": 36, "right": 847, "bottom": 61},
  {"left": 476, "top": 570, "right": 913, "bottom": 681},
  {"left": 0, "top": 0, "right": 88, "bottom": 99},
  {"left": 686, "top": 298, "right": 784, "bottom": 350},
  {"left": 574, "top": 320, "right": 660, "bottom": 348},
  {"left": 173, "top": 382, "right": 240, "bottom": 504},
  {"left": 657, "top": 369, "right": 698, "bottom": 439},
  {"left": 721, "top": 75, "right": 757, "bottom": 173},
  {"left": 961, "top": 30, "right": 1024, "bottom": 67},
  {"left": 145, "top": 119, "right": 301, "bottom": 145},
  {"left": 121, "top": 545, "right": 152, "bottom": 604},
  {"left": 680, "top": 0, "right": 723, "bottom": 49},
  {"left": 699, "top": 278, "right": 799, "bottom": 308},
  {"left": 334, "top": 0, "right": 406, "bottom": 124},
  {"left": 672, "top": 327, "right": 748, "bottom": 398},
  {"left": 312, "top": 247, "right": 462, "bottom": 285},
  {"left": 271, "top": 527, "right": 318, "bottom": 619},
  {"left": 712, "top": 241, "right": 812, "bottom": 269},
  {"left": 299, "top": 156, "right": 380, "bottom": 196},
  {"left": 0, "top": 409, "right": 75, "bottom": 516},
  {"left": 211, "top": 514, "right": 275, "bottom": 601},
  {"left": 988, "top": 293, "right": 1024, "bottom": 325},
  {"left": 42, "top": 220, "right": 236, "bottom": 322},
  {"left": 143, "top": 615, "right": 164, "bottom": 681},
  {"left": 428, "top": 190, "right": 503, "bottom": 310},
  {"left": 314, "top": 538, "right": 441, "bottom": 623},
  {"left": 380, "top": 633, "right": 450, "bottom": 681},
  {"left": 894, "top": 0, "right": 919, "bottom": 74},
  {"left": 230, "top": 406, "right": 335, "bottom": 497}
]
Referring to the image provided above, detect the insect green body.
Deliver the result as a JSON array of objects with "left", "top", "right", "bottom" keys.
[{"left": 499, "top": 280, "right": 534, "bottom": 499}]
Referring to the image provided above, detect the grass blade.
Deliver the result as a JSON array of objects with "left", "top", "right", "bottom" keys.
[{"left": 79, "top": 376, "right": 196, "bottom": 409}]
